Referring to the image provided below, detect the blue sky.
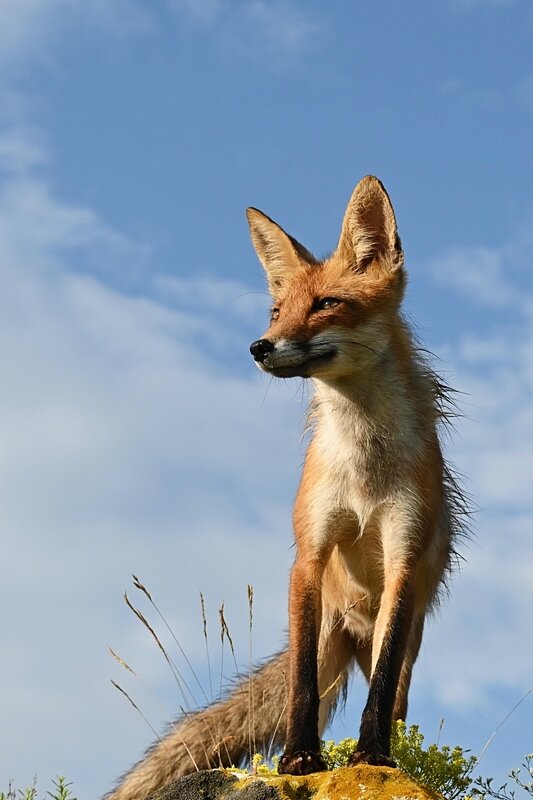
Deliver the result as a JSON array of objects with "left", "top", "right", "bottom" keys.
[{"left": 0, "top": 1, "right": 532, "bottom": 797}]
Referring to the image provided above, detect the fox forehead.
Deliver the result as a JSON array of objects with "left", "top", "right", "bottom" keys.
[
  {"left": 273, "top": 254, "right": 402, "bottom": 305},
  {"left": 272, "top": 256, "right": 403, "bottom": 316},
  {"left": 264, "top": 257, "right": 401, "bottom": 338},
  {"left": 273, "top": 258, "right": 346, "bottom": 303}
]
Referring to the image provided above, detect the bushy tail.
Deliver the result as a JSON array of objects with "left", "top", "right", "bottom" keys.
[{"left": 106, "top": 650, "right": 289, "bottom": 800}]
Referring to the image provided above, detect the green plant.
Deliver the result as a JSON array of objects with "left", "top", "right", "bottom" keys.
[
  {"left": 250, "top": 752, "right": 280, "bottom": 776},
  {"left": 0, "top": 777, "right": 76, "bottom": 800},
  {"left": 321, "top": 721, "right": 477, "bottom": 799},
  {"left": 0, "top": 779, "right": 17, "bottom": 800},
  {"left": 0, "top": 777, "right": 37, "bottom": 800},
  {"left": 472, "top": 754, "right": 533, "bottom": 800},
  {"left": 47, "top": 778, "right": 76, "bottom": 800},
  {"left": 320, "top": 737, "right": 358, "bottom": 770},
  {"left": 392, "top": 721, "right": 476, "bottom": 798}
]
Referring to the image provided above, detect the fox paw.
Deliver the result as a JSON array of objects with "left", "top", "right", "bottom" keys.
[
  {"left": 278, "top": 750, "right": 327, "bottom": 775},
  {"left": 348, "top": 750, "right": 397, "bottom": 768}
]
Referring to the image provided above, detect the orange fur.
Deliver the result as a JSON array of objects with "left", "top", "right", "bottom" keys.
[
  {"left": 106, "top": 177, "right": 463, "bottom": 798},
  {"left": 248, "top": 176, "right": 460, "bottom": 774}
]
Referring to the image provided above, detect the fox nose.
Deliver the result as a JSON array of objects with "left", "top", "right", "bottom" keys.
[{"left": 250, "top": 338, "right": 275, "bottom": 363}]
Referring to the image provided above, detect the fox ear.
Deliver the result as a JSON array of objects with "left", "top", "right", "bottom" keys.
[
  {"left": 246, "top": 207, "right": 316, "bottom": 295},
  {"left": 337, "top": 176, "right": 404, "bottom": 273}
]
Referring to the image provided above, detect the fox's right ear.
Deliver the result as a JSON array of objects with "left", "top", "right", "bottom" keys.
[
  {"left": 337, "top": 176, "right": 404, "bottom": 274},
  {"left": 246, "top": 208, "right": 316, "bottom": 296}
]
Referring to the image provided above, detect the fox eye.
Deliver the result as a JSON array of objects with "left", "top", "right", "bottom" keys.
[
  {"left": 316, "top": 297, "right": 342, "bottom": 310},
  {"left": 270, "top": 306, "right": 280, "bottom": 321}
]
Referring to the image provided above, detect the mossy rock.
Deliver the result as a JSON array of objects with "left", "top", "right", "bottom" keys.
[{"left": 149, "top": 765, "right": 442, "bottom": 800}]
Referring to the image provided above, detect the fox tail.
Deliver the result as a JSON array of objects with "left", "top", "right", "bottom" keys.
[
  {"left": 106, "top": 650, "right": 289, "bottom": 800},
  {"left": 106, "top": 635, "right": 352, "bottom": 800}
]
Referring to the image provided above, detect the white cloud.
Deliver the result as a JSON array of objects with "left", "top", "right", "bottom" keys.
[
  {"left": 0, "top": 126, "right": 48, "bottom": 172},
  {"left": 0, "top": 138, "right": 302, "bottom": 797},
  {"left": 420, "top": 509, "right": 533, "bottom": 710},
  {"left": 1, "top": 124, "right": 531, "bottom": 795},
  {"left": 169, "top": 0, "right": 322, "bottom": 63},
  {"left": 430, "top": 246, "right": 516, "bottom": 308},
  {"left": 418, "top": 223, "right": 533, "bottom": 711},
  {"left": 154, "top": 274, "right": 270, "bottom": 326},
  {"left": 0, "top": 0, "right": 153, "bottom": 68},
  {"left": 176, "top": 0, "right": 227, "bottom": 25},
  {"left": 436, "top": 77, "right": 505, "bottom": 110},
  {"left": 430, "top": 216, "right": 533, "bottom": 310},
  {"left": 244, "top": 0, "right": 320, "bottom": 53},
  {"left": 444, "top": 0, "right": 516, "bottom": 8}
]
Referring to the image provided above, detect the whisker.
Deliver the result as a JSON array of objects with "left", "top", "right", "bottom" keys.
[
  {"left": 333, "top": 346, "right": 361, "bottom": 367},
  {"left": 227, "top": 291, "right": 271, "bottom": 307},
  {"left": 334, "top": 337, "right": 390, "bottom": 361},
  {"left": 259, "top": 374, "right": 274, "bottom": 409}
]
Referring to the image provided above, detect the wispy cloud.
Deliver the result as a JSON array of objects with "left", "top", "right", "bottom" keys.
[
  {"left": 1, "top": 124, "right": 532, "bottom": 793},
  {"left": 0, "top": 131, "right": 299, "bottom": 795},
  {"left": 444, "top": 0, "right": 517, "bottom": 8},
  {"left": 0, "top": 0, "right": 153, "bottom": 67},
  {"left": 244, "top": 0, "right": 321, "bottom": 54},
  {"left": 436, "top": 78, "right": 505, "bottom": 111},
  {"left": 0, "top": 126, "right": 48, "bottom": 172},
  {"left": 429, "top": 221, "right": 533, "bottom": 310},
  {"left": 419, "top": 221, "right": 533, "bottom": 710},
  {"left": 430, "top": 245, "right": 517, "bottom": 308},
  {"left": 169, "top": 0, "right": 323, "bottom": 64}
]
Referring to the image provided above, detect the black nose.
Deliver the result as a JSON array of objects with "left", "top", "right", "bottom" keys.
[{"left": 250, "top": 338, "right": 275, "bottom": 362}]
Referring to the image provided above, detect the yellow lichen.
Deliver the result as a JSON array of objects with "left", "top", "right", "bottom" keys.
[{"left": 228, "top": 765, "right": 442, "bottom": 800}]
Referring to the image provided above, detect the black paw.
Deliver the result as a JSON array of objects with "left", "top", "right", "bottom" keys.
[
  {"left": 278, "top": 750, "right": 327, "bottom": 775},
  {"left": 348, "top": 750, "right": 397, "bottom": 768}
]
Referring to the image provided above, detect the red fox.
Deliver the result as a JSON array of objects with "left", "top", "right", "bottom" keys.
[{"left": 107, "top": 176, "right": 463, "bottom": 798}]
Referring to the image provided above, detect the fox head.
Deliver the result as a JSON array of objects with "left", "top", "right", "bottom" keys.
[{"left": 247, "top": 176, "right": 405, "bottom": 381}]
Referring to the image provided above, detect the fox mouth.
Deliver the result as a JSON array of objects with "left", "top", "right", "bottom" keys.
[{"left": 262, "top": 348, "right": 337, "bottom": 378}]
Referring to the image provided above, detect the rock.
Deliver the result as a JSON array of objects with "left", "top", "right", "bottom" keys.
[{"left": 148, "top": 765, "right": 442, "bottom": 800}]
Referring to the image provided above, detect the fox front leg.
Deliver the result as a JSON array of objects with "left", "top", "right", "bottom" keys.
[
  {"left": 348, "top": 573, "right": 416, "bottom": 768},
  {"left": 278, "top": 555, "right": 327, "bottom": 776}
]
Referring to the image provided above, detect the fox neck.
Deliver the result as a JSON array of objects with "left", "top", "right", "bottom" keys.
[{"left": 310, "top": 339, "right": 435, "bottom": 463}]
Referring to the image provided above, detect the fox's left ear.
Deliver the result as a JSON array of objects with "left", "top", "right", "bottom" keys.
[
  {"left": 246, "top": 207, "right": 316, "bottom": 296},
  {"left": 337, "top": 176, "right": 404, "bottom": 273}
]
